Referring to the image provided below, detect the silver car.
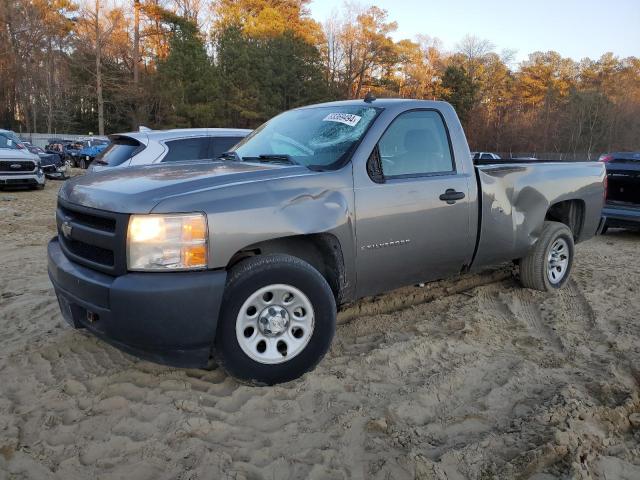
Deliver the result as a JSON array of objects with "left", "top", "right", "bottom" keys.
[{"left": 88, "top": 128, "right": 251, "bottom": 172}]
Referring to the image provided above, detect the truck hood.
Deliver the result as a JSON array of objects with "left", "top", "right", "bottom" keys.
[
  {"left": 0, "top": 149, "right": 39, "bottom": 161},
  {"left": 59, "top": 161, "right": 311, "bottom": 213}
]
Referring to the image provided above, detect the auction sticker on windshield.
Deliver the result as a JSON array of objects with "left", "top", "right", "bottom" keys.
[{"left": 323, "top": 113, "right": 362, "bottom": 127}]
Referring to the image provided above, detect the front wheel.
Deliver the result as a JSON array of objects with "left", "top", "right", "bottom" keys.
[
  {"left": 214, "top": 254, "right": 336, "bottom": 385},
  {"left": 519, "top": 221, "right": 574, "bottom": 291}
]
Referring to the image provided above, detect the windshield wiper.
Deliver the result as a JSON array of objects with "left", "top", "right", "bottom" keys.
[
  {"left": 218, "top": 151, "right": 241, "bottom": 161},
  {"left": 243, "top": 154, "right": 300, "bottom": 166}
]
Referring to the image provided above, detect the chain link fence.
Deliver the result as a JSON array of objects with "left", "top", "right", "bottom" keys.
[{"left": 18, "top": 133, "right": 109, "bottom": 148}]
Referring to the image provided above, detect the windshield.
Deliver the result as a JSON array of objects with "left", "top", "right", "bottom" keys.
[
  {"left": 0, "top": 134, "right": 19, "bottom": 149},
  {"left": 233, "top": 105, "right": 381, "bottom": 170}
]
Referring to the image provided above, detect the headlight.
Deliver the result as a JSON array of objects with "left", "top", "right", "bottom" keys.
[{"left": 127, "top": 213, "right": 208, "bottom": 271}]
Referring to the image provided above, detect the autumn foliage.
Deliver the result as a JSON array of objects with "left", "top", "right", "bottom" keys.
[{"left": 1, "top": 0, "right": 638, "bottom": 157}]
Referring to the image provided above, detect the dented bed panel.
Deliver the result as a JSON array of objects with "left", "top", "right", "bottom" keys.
[{"left": 471, "top": 162, "right": 605, "bottom": 270}]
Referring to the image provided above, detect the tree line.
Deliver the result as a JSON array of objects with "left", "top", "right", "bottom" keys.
[{"left": 1, "top": 0, "right": 639, "bottom": 158}]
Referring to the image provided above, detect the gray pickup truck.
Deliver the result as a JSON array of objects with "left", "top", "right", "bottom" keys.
[{"left": 48, "top": 99, "right": 606, "bottom": 385}]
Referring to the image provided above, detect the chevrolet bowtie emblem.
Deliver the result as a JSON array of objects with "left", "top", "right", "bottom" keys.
[{"left": 61, "top": 221, "right": 73, "bottom": 238}]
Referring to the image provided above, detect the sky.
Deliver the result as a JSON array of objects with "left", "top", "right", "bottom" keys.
[{"left": 309, "top": 0, "right": 640, "bottom": 63}]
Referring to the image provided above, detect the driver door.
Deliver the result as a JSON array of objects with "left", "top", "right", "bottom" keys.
[{"left": 354, "top": 109, "right": 475, "bottom": 297}]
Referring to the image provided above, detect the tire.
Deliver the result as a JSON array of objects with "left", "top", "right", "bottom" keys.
[
  {"left": 519, "top": 221, "right": 574, "bottom": 291},
  {"left": 214, "top": 254, "right": 336, "bottom": 385}
]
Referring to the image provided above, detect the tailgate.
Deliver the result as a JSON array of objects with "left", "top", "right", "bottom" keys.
[{"left": 606, "top": 161, "right": 640, "bottom": 206}]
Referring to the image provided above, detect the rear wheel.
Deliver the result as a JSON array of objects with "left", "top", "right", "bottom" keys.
[
  {"left": 519, "top": 221, "right": 574, "bottom": 291},
  {"left": 214, "top": 254, "right": 336, "bottom": 385}
]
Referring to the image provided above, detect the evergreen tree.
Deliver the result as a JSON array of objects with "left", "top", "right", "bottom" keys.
[
  {"left": 155, "top": 11, "right": 216, "bottom": 127},
  {"left": 214, "top": 26, "right": 329, "bottom": 128},
  {"left": 441, "top": 66, "right": 478, "bottom": 125}
]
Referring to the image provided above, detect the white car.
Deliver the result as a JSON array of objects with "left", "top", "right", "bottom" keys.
[
  {"left": 471, "top": 151, "right": 502, "bottom": 162},
  {"left": 0, "top": 131, "right": 45, "bottom": 189},
  {"left": 89, "top": 128, "right": 252, "bottom": 172}
]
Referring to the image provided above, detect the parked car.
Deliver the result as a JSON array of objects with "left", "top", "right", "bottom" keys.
[
  {"left": 0, "top": 131, "right": 45, "bottom": 189},
  {"left": 76, "top": 141, "right": 110, "bottom": 169},
  {"left": 59, "top": 139, "right": 107, "bottom": 167},
  {"left": 63, "top": 142, "right": 83, "bottom": 163},
  {"left": 599, "top": 152, "right": 640, "bottom": 232},
  {"left": 471, "top": 151, "right": 501, "bottom": 162},
  {"left": 65, "top": 139, "right": 109, "bottom": 169},
  {"left": 26, "top": 145, "right": 69, "bottom": 179},
  {"left": 88, "top": 128, "right": 251, "bottom": 172},
  {"left": 48, "top": 99, "right": 605, "bottom": 385},
  {"left": 44, "top": 138, "right": 72, "bottom": 161}
]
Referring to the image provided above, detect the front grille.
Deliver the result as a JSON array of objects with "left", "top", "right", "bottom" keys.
[
  {"left": 1, "top": 178, "right": 37, "bottom": 185},
  {"left": 56, "top": 199, "right": 128, "bottom": 275},
  {"left": 63, "top": 238, "right": 115, "bottom": 265},
  {"left": 0, "top": 160, "right": 36, "bottom": 172}
]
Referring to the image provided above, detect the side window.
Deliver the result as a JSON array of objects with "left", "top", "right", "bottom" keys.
[
  {"left": 211, "top": 136, "right": 244, "bottom": 158},
  {"left": 163, "top": 137, "right": 211, "bottom": 162},
  {"left": 480, "top": 153, "right": 493, "bottom": 160},
  {"left": 377, "top": 110, "right": 454, "bottom": 177}
]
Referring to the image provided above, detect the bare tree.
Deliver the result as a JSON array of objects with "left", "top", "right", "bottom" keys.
[
  {"left": 82, "top": 0, "right": 120, "bottom": 135},
  {"left": 456, "top": 34, "right": 495, "bottom": 80},
  {"left": 322, "top": 12, "right": 345, "bottom": 92}
]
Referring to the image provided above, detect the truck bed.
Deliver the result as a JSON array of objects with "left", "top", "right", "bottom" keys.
[{"left": 471, "top": 161, "right": 606, "bottom": 270}]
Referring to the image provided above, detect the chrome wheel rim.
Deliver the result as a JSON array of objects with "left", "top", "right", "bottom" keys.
[
  {"left": 236, "top": 284, "right": 315, "bottom": 364},
  {"left": 547, "top": 238, "right": 569, "bottom": 284}
]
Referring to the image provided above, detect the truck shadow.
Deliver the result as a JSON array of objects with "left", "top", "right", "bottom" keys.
[{"left": 337, "top": 264, "right": 514, "bottom": 324}]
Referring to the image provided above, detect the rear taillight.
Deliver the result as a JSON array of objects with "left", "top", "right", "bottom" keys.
[
  {"left": 598, "top": 154, "right": 613, "bottom": 163},
  {"left": 603, "top": 173, "right": 608, "bottom": 201}
]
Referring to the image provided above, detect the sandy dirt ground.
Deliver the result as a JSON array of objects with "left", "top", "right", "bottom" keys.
[{"left": 1, "top": 179, "right": 639, "bottom": 480}]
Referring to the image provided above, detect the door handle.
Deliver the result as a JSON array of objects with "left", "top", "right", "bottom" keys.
[{"left": 439, "top": 189, "right": 465, "bottom": 204}]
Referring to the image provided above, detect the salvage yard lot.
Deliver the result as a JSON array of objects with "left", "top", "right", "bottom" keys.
[{"left": 1, "top": 181, "right": 639, "bottom": 479}]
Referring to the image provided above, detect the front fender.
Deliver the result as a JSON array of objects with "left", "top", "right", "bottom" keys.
[{"left": 151, "top": 166, "right": 357, "bottom": 283}]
